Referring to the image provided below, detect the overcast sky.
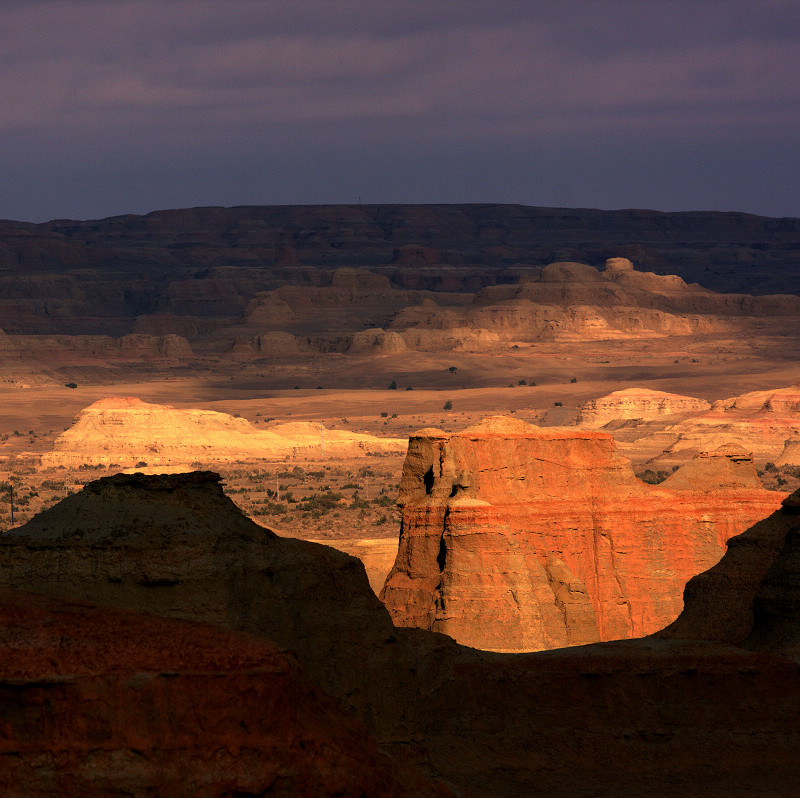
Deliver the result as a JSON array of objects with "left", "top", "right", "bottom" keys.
[{"left": 2, "top": 0, "right": 799, "bottom": 222}]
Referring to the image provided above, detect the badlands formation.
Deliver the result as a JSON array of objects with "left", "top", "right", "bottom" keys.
[
  {"left": 578, "top": 383, "right": 800, "bottom": 467},
  {"left": 380, "top": 416, "right": 781, "bottom": 651},
  {"left": 225, "top": 256, "right": 800, "bottom": 355},
  {"left": 41, "top": 396, "right": 406, "bottom": 468},
  {"left": 3, "top": 203, "right": 800, "bottom": 792},
  {"left": 3, "top": 472, "right": 800, "bottom": 795},
  {"left": 577, "top": 387, "right": 711, "bottom": 427}
]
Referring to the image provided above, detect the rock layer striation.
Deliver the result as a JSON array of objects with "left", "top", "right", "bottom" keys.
[
  {"left": 380, "top": 416, "right": 782, "bottom": 651},
  {"left": 41, "top": 397, "right": 405, "bottom": 468}
]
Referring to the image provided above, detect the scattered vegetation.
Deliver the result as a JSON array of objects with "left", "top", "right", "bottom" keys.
[{"left": 443, "top": 400, "right": 453, "bottom": 410}]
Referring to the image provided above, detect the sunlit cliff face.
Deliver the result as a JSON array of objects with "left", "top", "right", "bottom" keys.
[{"left": 381, "top": 416, "right": 783, "bottom": 652}]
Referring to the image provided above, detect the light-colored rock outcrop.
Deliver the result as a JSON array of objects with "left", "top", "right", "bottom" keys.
[
  {"left": 634, "top": 383, "right": 800, "bottom": 467},
  {"left": 660, "top": 444, "right": 761, "bottom": 490},
  {"left": 777, "top": 439, "right": 800, "bottom": 467},
  {"left": 385, "top": 258, "right": 800, "bottom": 349},
  {"left": 40, "top": 397, "right": 406, "bottom": 468},
  {"left": 380, "top": 416, "right": 782, "bottom": 651},
  {"left": 578, "top": 387, "right": 711, "bottom": 428}
]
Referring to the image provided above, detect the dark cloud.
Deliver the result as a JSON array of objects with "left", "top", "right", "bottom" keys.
[{"left": 1, "top": 0, "right": 798, "bottom": 221}]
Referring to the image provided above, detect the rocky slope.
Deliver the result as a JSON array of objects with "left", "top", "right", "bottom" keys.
[
  {"left": 0, "top": 587, "right": 452, "bottom": 798},
  {"left": 41, "top": 397, "right": 406, "bottom": 467},
  {"left": 5, "top": 471, "right": 800, "bottom": 796},
  {"left": 2, "top": 205, "right": 800, "bottom": 364},
  {"left": 220, "top": 257, "right": 800, "bottom": 356},
  {"left": 379, "top": 416, "right": 782, "bottom": 651}
]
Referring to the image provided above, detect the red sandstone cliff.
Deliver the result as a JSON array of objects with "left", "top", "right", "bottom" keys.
[{"left": 380, "top": 416, "right": 782, "bottom": 651}]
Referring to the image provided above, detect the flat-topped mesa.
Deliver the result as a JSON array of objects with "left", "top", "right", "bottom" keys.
[
  {"left": 41, "top": 397, "right": 406, "bottom": 468},
  {"left": 577, "top": 387, "right": 711, "bottom": 428},
  {"left": 380, "top": 416, "right": 783, "bottom": 652}
]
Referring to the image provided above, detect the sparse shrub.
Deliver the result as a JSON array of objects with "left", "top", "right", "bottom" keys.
[
  {"left": 64, "top": 382, "right": 77, "bottom": 389},
  {"left": 443, "top": 400, "right": 453, "bottom": 410},
  {"left": 135, "top": 461, "right": 148, "bottom": 468},
  {"left": 570, "top": 377, "right": 578, "bottom": 383},
  {"left": 448, "top": 366, "right": 458, "bottom": 373},
  {"left": 518, "top": 379, "right": 526, "bottom": 385},
  {"left": 381, "top": 412, "right": 389, "bottom": 418},
  {"left": 554, "top": 401, "right": 563, "bottom": 407},
  {"left": 765, "top": 462, "right": 777, "bottom": 472},
  {"left": 388, "top": 380, "right": 397, "bottom": 390},
  {"left": 254, "top": 502, "right": 287, "bottom": 516}
]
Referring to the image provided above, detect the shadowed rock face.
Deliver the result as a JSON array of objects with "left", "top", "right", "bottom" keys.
[
  {"left": 380, "top": 417, "right": 782, "bottom": 651},
  {"left": 0, "top": 588, "right": 453, "bottom": 798},
  {"left": 2, "top": 205, "right": 800, "bottom": 351},
  {"left": 6, "top": 470, "right": 800, "bottom": 797},
  {"left": 659, "top": 488, "right": 800, "bottom": 657},
  {"left": 0, "top": 471, "right": 397, "bottom": 712}
]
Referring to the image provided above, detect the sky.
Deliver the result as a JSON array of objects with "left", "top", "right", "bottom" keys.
[{"left": 2, "top": 0, "right": 799, "bottom": 222}]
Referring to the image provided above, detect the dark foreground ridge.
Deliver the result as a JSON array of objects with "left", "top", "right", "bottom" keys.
[{"left": 3, "top": 471, "right": 800, "bottom": 796}]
